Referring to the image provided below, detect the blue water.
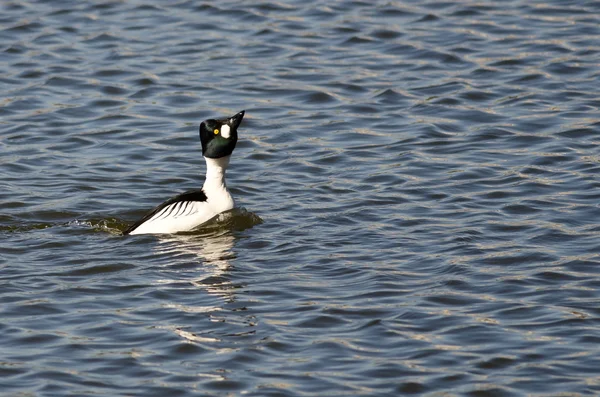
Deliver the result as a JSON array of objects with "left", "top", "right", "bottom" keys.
[{"left": 2, "top": 1, "right": 600, "bottom": 395}]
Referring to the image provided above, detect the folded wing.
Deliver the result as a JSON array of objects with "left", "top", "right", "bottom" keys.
[{"left": 124, "top": 189, "right": 211, "bottom": 235}]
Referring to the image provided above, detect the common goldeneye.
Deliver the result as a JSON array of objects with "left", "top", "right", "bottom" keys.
[{"left": 124, "top": 110, "right": 245, "bottom": 235}]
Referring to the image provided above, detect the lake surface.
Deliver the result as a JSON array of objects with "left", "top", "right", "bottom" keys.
[{"left": 2, "top": 0, "right": 600, "bottom": 395}]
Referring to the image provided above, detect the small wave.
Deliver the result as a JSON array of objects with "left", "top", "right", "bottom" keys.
[
  {"left": 1, "top": 209, "right": 261, "bottom": 237},
  {"left": 179, "top": 207, "right": 263, "bottom": 236},
  {"left": 67, "top": 218, "right": 125, "bottom": 235}
]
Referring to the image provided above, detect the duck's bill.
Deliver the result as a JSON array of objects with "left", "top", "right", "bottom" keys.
[{"left": 228, "top": 110, "right": 245, "bottom": 129}]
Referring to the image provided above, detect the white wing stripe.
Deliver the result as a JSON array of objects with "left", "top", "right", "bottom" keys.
[
  {"left": 173, "top": 202, "right": 183, "bottom": 217},
  {"left": 184, "top": 202, "right": 195, "bottom": 216},
  {"left": 181, "top": 202, "right": 191, "bottom": 216},
  {"left": 156, "top": 203, "right": 177, "bottom": 221},
  {"left": 150, "top": 207, "right": 168, "bottom": 222},
  {"left": 147, "top": 201, "right": 201, "bottom": 223},
  {"left": 175, "top": 201, "right": 188, "bottom": 216},
  {"left": 167, "top": 203, "right": 180, "bottom": 218},
  {"left": 158, "top": 205, "right": 174, "bottom": 220}
]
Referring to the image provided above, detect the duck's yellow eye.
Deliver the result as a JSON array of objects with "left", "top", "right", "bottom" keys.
[{"left": 214, "top": 129, "right": 219, "bottom": 135}]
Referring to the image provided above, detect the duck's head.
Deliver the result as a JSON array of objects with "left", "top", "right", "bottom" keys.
[{"left": 199, "top": 110, "right": 245, "bottom": 159}]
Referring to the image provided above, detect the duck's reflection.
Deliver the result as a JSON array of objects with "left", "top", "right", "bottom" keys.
[
  {"left": 154, "top": 230, "right": 237, "bottom": 300},
  {"left": 147, "top": 209, "right": 262, "bottom": 344},
  {"left": 150, "top": 230, "right": 237, "bottom": 344}
]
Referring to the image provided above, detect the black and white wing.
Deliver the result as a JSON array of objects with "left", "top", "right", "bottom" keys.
[{"left": 123, "top": 189, "right": 209, "bottom": 235}]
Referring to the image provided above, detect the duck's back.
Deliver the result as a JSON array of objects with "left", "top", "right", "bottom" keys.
[{"left": 124, "top": 189, "right": 217, "bottom": 235}]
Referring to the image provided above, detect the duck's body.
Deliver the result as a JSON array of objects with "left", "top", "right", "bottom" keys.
[{"left": 124, "top": 111, "right": 244, "bottom": 235}]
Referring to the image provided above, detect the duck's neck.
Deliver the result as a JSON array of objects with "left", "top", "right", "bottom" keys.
[{"left": 203, "top": 156, "right": 230, "bottom": 195}]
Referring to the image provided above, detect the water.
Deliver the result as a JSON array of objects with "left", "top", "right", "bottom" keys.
[{"left": 2, "top": 0, "right": 600, "bottom": 395}]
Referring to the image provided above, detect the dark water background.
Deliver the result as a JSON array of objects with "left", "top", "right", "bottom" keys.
[{"left": 2, "top": 0, "right": 600, "bottom": 395}]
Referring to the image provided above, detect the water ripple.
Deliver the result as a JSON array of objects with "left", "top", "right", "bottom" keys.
[{"left": 2, "top": 0, "right": 600, "bottom": 395}]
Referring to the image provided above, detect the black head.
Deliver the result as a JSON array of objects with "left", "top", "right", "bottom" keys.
[{"left": 199, "top": 110, "right": 245, "bottom": 159}]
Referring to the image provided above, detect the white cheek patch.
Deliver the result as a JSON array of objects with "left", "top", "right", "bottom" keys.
[{"left": 221, "top": 124, "right": 231, "bottom": 138}]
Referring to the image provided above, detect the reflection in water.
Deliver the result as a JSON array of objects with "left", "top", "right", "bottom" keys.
[
  {"left": 141, "top": 208, "right": 260, "bottom": 300},
  {"left": 154, "top": 231, "right": 236, "bottom": 299},
  {"left": 148, "top": 210, "right": 262, "bottom": 344},
  {"left": 153, "top": 231, "right": 236, "bottom": 344}
]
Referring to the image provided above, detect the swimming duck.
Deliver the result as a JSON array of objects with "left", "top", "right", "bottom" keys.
[{"left": 124, "top": 110, "right": 245, "bottom": 235}]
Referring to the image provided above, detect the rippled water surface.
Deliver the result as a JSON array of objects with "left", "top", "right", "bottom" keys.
[{"left": 3, "top": 0, "right": 600, "bottom": 395}]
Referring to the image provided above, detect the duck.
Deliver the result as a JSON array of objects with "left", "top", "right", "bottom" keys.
[{"left": 123, "top": 110, "right": 245, "bottom": 235}]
